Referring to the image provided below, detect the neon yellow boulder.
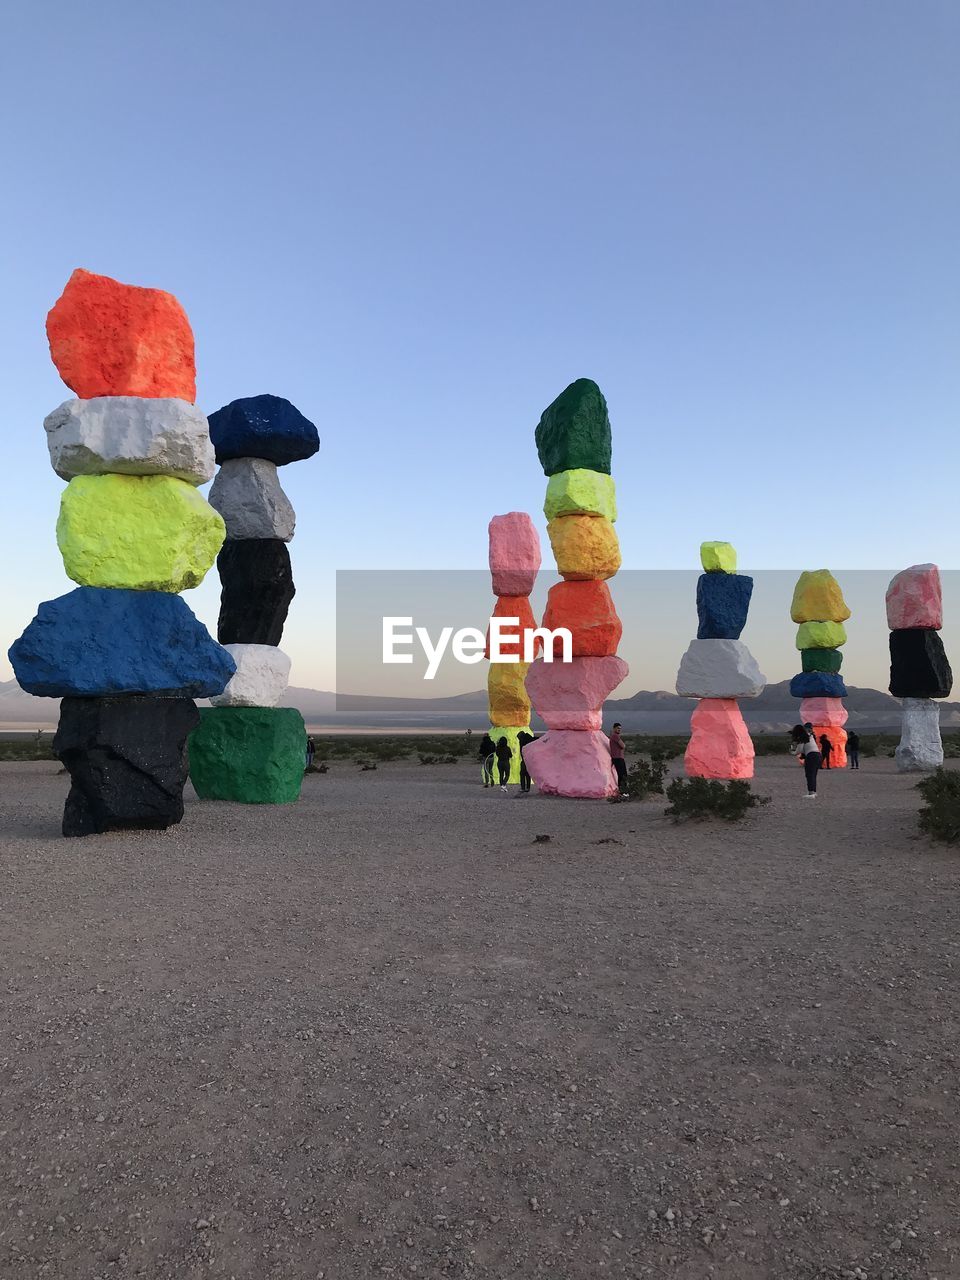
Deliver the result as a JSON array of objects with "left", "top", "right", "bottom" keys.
[
  {"left": 544, "top": 468, "right": 617, "bottom": 522},
  {"left": 57, "top": 473, "right": 225, "bottom": 592},
  {"left": 700, "top": 541, "right": 737, "bottom": 573},
  {"left": 796, "top": 620, "right": 847, "bottom": 650},
  {"left": 488, "top": 725, "right": 531, "bottom": 784}
]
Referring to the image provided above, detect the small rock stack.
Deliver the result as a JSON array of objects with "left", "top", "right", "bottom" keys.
[
  {"left": 523, "top": 379, "right": 629, "bottom": 798},
  {"left": 9, "top": 268, "right": 234, "bottom": 837},
  {"left": 187, "top": 396, "right": 319, "bottom": 804},
  {"left": 676, "top": 542, "right": 765, "bottom": 778},
  {"left": 886, "top": 563, "right": 953, "bottom": 771},
  {"left": 788, "top": 570, "right": 851, "bottom": 766},
  {"left": 485, "top": 513, "right": 541, "bottom": 782}
]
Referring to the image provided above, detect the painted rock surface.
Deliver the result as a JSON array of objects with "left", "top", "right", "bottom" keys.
[
  {"left": 210, "top": 644, "right": 292, "bottom": 708},
  {"left": 208, "top": 394, "right": 320, "bottom": 466},
  {"left": 676, "top": 639, "right": 766, "bottom": 699},
  {"left": 696, "top": 572, "right": 753, "bottom": 640},
  {"left": 547, "top": 515, "right": 621, "bottom": 581},
  {"left": 217, "top": 539, "right": 296, "bottom": 646},
  {"left": 799, "top": 696, "right": 848, "bottom": 728},
  {"left": 543, "top": 468, "right": 617, "bottom": 522},
  {"left": 488, "top": 512, "right": 541, "bottom": 597},
  {"left": 189, "top": 706, "right": 306, "bottom": 803},
  {"left": 789, "top": 671, "right": 848, "bottom": 699},
  {"left": 700, "top": 541, "right": 737, "bottom": 573},
  {"left": 9, "top": 588, "right": 234, "bottom": 698},
  {"left": 209, "top": 457, "right": 296, "bottom": 541},
  {"left": 535, "top": 378, "right": 612, "bottom": 476},
  {"left": 488, "top": 725, "right": 532, "bottom": 785},
  {"left": 44, "top": 397, "right": 214, "bottom": 484},
  {"left": 54, "top": 695, "right": 199, "bottom": 836},
  {"left": 523, "top": 729, "right": 618, "bottom": 798},
  {"left": 812, "top": 725, "right": 847, "bottom": 768},
  {"left": 57, "top": 474, "right": 224, "bottom": 592},
  {"left": 488, "top": 662, "right": 532, "bottom": 726},
  {"left": 790, "top": 570, "right": 851, "bottom": 623},
  {"left": 684, "top": 698, "right": 754, "bottom": 780},
  {"left": 801, "top": 647, "right": 843, "bottom": 673},
  {"left": 46, "top": 269, "right": 196, "bottom": 401},
  {"left": 796, "top": 621, "right": 847, "bottom": 650},
  {"left": 889, "top": 628, "right": 953, "bottom": 699},
  {"left": 485, "top": 595, "right": 539, "bottom": 660},
  {"left": 542, "top": 580, "right": 622, "bottom": 657},
  {"left": 886, "top": 564, "right": 942, "bottom": 631},
  {"left": 525, "top": 655, "right": 629, "bottom": 731},
  {"left": 895, "top": 698, "right": 944, "bottom": 772}
]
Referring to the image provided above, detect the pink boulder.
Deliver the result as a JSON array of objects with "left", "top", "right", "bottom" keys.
[
  {"left": 525, "top": 655, "right": 628, "bottom": 730},
  {"left": 684, "top": 699, "right": 754, "bottom": 780},
  {"left": 886, "top": 563, "right": 942, "bottom": 630},
  {"left": 523, "top": 729, "right": 618, "bottom": 798},
  {"left": 799, "top": 696, "right": 848, "bottom": 728},
  {"left": 489, "top": 512, "right": 541, "bottom": 597}
]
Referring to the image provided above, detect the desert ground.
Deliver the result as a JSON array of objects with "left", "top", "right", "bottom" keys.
[{"left": 1, "top": 755, "right": 958, "bottom": 1280}]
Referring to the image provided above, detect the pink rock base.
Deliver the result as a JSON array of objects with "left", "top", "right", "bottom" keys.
[
  {"left": 525, "top": 655, "right": 629, "bottom": 730},
  {"left": 684, "top": 698, "right": 755, "bottom": 780},
  {"left": 523, "top": 729, "right": 618, "bottom": 798},
  {"left": 799, "top": 696, "right": 848, "bottom": 728}
]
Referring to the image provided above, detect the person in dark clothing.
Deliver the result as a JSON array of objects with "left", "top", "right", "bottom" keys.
[
  {"left": 819, "top": 734, "right": 833, "bottom": 769},
  {"left": 847, "top": 730, "right": 860, "bottom": 770},
  {"left": 478, "top": 732, "right": 496, "bottom": 787},
  {"left": 517, "top": 730, "right": 534, "bottom": 794},
  {"left": 494, "top": 736, "right": 513, "bottom": 790},
  {"left": 305, "top": 736, "right": 316, "bottom": 769},
  {"left": 609, "top": 722, "right": 628, "bottom": 796},
  {"left": 792, "top": 724, "right": 822, "bottom": 797}
]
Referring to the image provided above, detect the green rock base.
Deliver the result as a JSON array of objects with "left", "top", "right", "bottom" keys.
[
  {"left": 801, "top": 647, "right": 843, "bottom": 673},
  {"left": 189, "top": 706, "right": 305, "bottom": 804}
]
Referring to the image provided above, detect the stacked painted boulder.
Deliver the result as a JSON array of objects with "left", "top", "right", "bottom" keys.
[
  {"left": 788, "top": 570, "right": 851, "bottom": 767},
  {"left": 485, "top": 513, "right": 541, "bottom": 783},
  {"left": 886, "top": 564, "right": 953, "bottom": 771},
  {"left": 187, "top": 396, "right": 319, "bottom": 803},
  {"left": 523, "top": 379, "right": 628, "bottom": 798},
  {"left": 8, "top": 269, "right": 233, "bottom": 836},
  {"left": 676, "top": 542, "right": 764, "bottom": 779}
]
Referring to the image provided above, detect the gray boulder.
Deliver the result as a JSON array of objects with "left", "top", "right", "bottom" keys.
[
  {"left": 895, "top": 697, "right": 944, "bottom": 772},
  {"left": 676, "top": 639, "right": 766, "bottom": 700},
  {"left": 209, "top": 458, "right": 295, "bottom": 541},
  {"left": 44, "top": 397, "right": 214, "bottom": 484}
]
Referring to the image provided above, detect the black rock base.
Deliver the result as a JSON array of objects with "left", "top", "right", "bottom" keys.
[
  {"left": 217, "top": 539, "right": 296, "bottom": 646},
  {"left": 889, "top": 628, "right": 953, "bottom": 700},
  {"left": 53, "top": 696, "right": 200, "bottom": 837}
]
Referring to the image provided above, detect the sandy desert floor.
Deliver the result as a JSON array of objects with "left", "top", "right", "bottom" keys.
[{"left": 1, "top": 756, "right": 959, "bottom": 1280}]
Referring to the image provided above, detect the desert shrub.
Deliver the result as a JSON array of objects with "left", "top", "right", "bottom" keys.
[
  {"left": 752, "top": 735, "right": 793, "bottom": 756},
  {"left": 664, "top": 777, "right": 769, "bottom": 823},
  {"left": 0, "top": 736, "right": 56, "bottom": 762},
  {"left": 621, "top": 755, "right": 668, "bottom": 799},
  {"left": 916, "top": 769, "right": 960, "bottom": 842},
  {"left": 942, "top": 735, "right": 960, "bottom": 760}
]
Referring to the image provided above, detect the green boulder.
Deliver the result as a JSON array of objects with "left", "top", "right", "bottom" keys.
[
  {"left": 535, "top": 379, "right": 611, "bottom": 476},
  {"left": 796, "top": 620, "right": 846, "bottom": 651},
  {"left": 801, "top": 647, "right": 843, "bottom": 673},
  {"left": 543, "top": 468, "right": 617, "bottom": 521},
  {"left": 189, "top": 706, "right": 306, "bottom": 804}
]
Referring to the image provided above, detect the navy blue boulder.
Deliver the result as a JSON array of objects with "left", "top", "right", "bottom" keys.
[
  {"left": 696, "top": 573, "right": 753, "bottom": 640},
  {"left": 208, "top": 394, "right": 320, "bottom": 466},
  {"left": 789, "top": 671, "right": 848, "bottom": 699},
  {"left": 9, "top": 588, "right": 236, "bottom": 698}
]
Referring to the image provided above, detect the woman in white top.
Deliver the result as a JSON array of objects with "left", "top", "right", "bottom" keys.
[{"left": 791, "top": 723, "right": 822, "bottom": 798}]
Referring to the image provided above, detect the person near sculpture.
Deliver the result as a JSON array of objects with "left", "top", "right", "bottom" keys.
[
  {"left": 609, "top": 722, "right": 628, "bottom": 796},
  {"left": 478, "top": 732, "right": 496, "bottom": 787},
  {"left": 305, "top": 735, "right": 315, "bottom": 769},
  {"left": 819, "top": 733, "right": 833, "bottom": 769},
  {"left": 792, "top": 724, "right": 822, "bottom": 797},
  {"left": 494, "top": 736, "right": 513, "bottom": 790},
  {"left": 847, "top": 730, "right": 860, "bottom": 770},
  {"left": 517, "top": 730, "right": 534, "bottom": 794}
]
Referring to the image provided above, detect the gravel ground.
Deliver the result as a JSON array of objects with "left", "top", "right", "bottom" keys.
[{"left": 1, "top": 755, "right": 959, "bottom": 1280}]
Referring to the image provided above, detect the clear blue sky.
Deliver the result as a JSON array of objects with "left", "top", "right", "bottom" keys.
[{"left": 2, "top": 1, "right": 958, "bottom": 692}]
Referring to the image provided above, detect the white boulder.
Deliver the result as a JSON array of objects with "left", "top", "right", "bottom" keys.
[
  {"left": 895, "top": 697, "right": 944, "bottom": 772},
  {"left": 209, "top": 458, "right": 295, "bottom": 541},
  {"left": 209, "top": 644, "right": 292, "bottom": 707},
  {"left": 44, "top": 397, "right": 215, "bottom": 485},
  {"left": 676, "top": 639, "right": 766, "bottom": 699}
]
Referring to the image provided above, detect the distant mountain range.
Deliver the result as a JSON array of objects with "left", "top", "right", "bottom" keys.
[{"left": 4, "top": 678, "right": 959, "bottom": 734}]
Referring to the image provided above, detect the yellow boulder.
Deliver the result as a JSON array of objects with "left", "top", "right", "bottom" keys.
[
  {"left": 791, "top": 570, "right": 851, "bottom": 623},
  {"left": 547, "top": 515, "right": 621, "bottom": 581},
  {"left": 57, "top": 474, "right": 225, "bottom": 592},
  {"left": 488, "top": 662, "right": 531, "bottom": 726}
]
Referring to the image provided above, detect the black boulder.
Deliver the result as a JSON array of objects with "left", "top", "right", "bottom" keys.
[
  {"left": 889, "top": 628, "right": 953, "bottom": 699},
  {"left": 217, "top": 539, "right": 296, "bottom": 646},
  {"left": 53, "top": 696, "right": 199, "bottom": 837}
]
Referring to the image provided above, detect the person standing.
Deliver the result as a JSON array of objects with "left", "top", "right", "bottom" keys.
[
  {"left": 819, "top": 733, "right": 833, "bottom": 769},
  {"left": 478, "top": 732, "right": 496, "bottom": 787},
  {"left": 494, "top": 736, "right": 513, "bottom": 791},
  {"left": 609, "top": 722, "right": 628, "bottom": 796},
  {"left": 305, "top": 735, "right": 316, "bottom": 770},
  {"left": 517, "top": 730, "right": 534, "bottom": 794},
  {"left": 792, "top": 724, "right": 822, "bottom": 798},
  {"left": 847, "top": 730, "right": 860, "bottom": 770}
]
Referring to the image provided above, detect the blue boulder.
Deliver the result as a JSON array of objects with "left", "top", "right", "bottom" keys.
[
  {"left": 9, "top": 589, "right": 236, "bottom": 698},
  {"left": 789, "top": 671, "right": 848, "bottom": 699},
  {"left": 696, "top": 572, "right": 753, "bottom": 639},
  {"left": 208, "top": 394, "right": 320, "bottom": 466}
]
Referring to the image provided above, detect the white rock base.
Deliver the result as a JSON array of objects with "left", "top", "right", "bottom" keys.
[{"left": 895, "top": 697, "right": 944, "bottom": 772}]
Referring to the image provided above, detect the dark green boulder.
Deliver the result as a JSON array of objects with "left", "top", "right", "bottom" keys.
[
  {"left": 535, "top": 378, "right": 612, "bottom": 476},
  {"left": 801, "top": 647, "right": 843, "bottom": 673},
  {"left": 189, "top": 706, "right": 306, "bottom": 804}
]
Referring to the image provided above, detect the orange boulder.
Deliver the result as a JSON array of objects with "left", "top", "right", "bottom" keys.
[
  {"left": 485, "top": 595, "right": 541, "bottom": 660},
  {"left": 46, "top": 269, "right": 196, "bottom": 401},
  {"left": 812, "top": 725, "right": 847, "bottom": 768},
  {"left": 542, "top": 580, "right": 622, "bottom": 657}
]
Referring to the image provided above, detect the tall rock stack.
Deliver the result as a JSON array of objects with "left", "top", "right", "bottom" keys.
[
  {"left": 886, "top": 564, "right": 953, "bottom": 771},
  {"left": 485, "top": 513, "right": 541, "bottom": 783},
  {"left": 788, "top": 570, "right": 851, "bottom": 766},
  {"left": 187, "top": 396, "right": 319, "bottom": 804},
  {"left": 8, "top": 269, "right": 233, "bottom": 837},
  {"left": 676, "top": 542, "right": 765, "bottom": 778},
  {"left": 523, "top": 379, "right": 629, "bottom": 799}
]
